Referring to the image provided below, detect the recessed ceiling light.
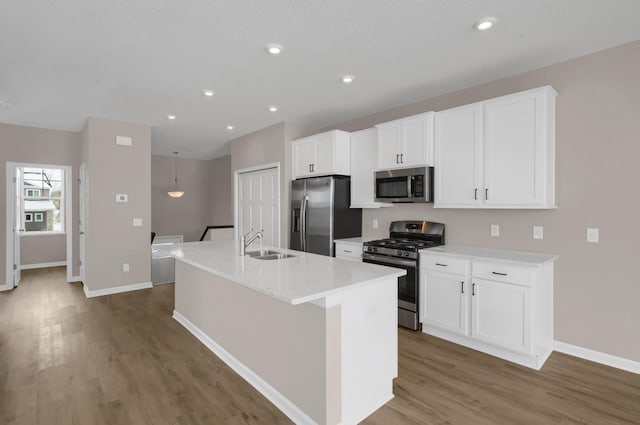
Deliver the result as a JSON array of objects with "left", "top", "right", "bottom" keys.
[
  {"left": 341, "top": 75, "right": 355, "bottom": 84},
  {"left": 269, "top": 106, "right": 278, "bottom": 112},
  {"left": 474, "top": 17, "right": 496, "bottom": 31},
  {"left": 266, "top": 44, "right": 283, "bottom": 55},
  {"left": 202, "top": 89, "right": 215, "bottom": 97},
  {"left": 226, "top": 125, "right": 234, "bottom": 130},
  {"left": 167, "top": 114, "right": 176, "bottom": 120}
]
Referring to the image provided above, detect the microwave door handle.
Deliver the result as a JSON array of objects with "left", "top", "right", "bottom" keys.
[
  {"left": 407, "top": 176, "right": 413, "bottom": 198},
  {"left": 300, "top": 195, "right": 308, "bottom": 251}
]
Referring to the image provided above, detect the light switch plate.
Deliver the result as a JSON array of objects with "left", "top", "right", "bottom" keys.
[
  {"left": 133, "top": 218, "right": 143, "bottom": 227},
  {"left": 533, "top": 226, "right": 544, "bottom": 240},
  {"left": 115, "top": 136, "right": 132, "bottom": 146},
  {"left": 122, "top": 263, "right": 130, "bottom": 272},
  {"left": 587, "top": 227, "right": 599, "bottom": 243},
  {"left": 490, "top": 224, "right": 500, "bottom": 237},
  {"left": 116, "top": 194, "right": 128, "bottom": 203}
]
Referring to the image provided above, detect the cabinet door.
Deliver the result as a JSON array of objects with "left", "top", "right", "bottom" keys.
[
  {"left": 483, "top": 90, "right": 545, "bottom": 206},
  {"left": 471, "top": 278, "right": 531, "bottom": 353},
  {"left": 434, "top": 103, "right": 483, "bottom": 207},
  {"left": 377, "top": 123, "right": 402, "bottom": 168},
  {"left": 421, "top": 270, "right": 469, "bottom": 336},
  {"left": 402, "top": 113, "right": 433, "bottom": 167},
  {"left": 350, "top": 128, "right": 387, "bottom": 207},
  {"left": 312, "top": 132, "right": 335, "bottom": 175},
  {"left": 293, "top": 138, "right": 316, "bottom": 178}
]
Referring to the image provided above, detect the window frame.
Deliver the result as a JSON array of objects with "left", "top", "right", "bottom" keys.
[{"left": 19, "top": 167, "right": 66, "bottom": 234}]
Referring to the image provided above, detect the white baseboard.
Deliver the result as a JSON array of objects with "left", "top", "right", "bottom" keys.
[
  {"left": 20, "top": 261, "right": 66, "bottom": 270},
  {"left": 554, "top": 341, "right": 640, "bottom": 375},
  {"left": 172, "top": 310, "right": 317, "bottom": 425},
  {"left": 68, "top": 275, "right": 82, "bottom": 282},
  {"left": 83, "top": 281, "right": 153, "bottom": 298}
]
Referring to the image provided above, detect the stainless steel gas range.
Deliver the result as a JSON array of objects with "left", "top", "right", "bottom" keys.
[{"left": 362, "top": 221, "right": 445, "bottom": 330}]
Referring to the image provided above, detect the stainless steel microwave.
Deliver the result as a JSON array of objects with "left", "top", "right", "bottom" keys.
[{"left": 375, "top": 166, "right": 434, "bottom": 203}]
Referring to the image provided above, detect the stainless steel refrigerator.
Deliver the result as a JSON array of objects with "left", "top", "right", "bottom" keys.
[{"left": 290, "top": 176, "right": 362, "bottom": 256}]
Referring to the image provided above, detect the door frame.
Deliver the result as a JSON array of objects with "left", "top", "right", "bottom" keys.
[
  {"left": 233, "top": 162, "right": 281, "bottom": 246},
  {"left": 4, "top": 162, "right": 74, "bottom": 290}
]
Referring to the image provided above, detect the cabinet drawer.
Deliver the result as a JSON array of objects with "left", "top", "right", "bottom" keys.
[
  {"left": 420, "top": 254, "right": 469, "bottom": 275},
  {"left": 335, "top": 243, "right": 362, "bottom": 261},
  {"left": 472, "top": 261, "right": 532, "bottom": 286}
]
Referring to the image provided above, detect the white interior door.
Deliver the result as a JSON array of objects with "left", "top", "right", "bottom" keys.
[
  {"left": 79, "top": 163, "right": 86, "bottom": 282},
  {"left": 237, "top": 167, "right": 280, "bottom": 248}
]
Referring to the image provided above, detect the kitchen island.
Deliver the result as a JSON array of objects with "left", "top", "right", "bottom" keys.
[{"left": 162, "top": 240, "right": 405, "bottom": 425}]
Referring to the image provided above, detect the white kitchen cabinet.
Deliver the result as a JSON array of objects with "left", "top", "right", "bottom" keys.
[
  {"left": 334, "top": 241, "right": 362, "bottom": 261},
  {"left": 376, "top": 111, "right": 434, "bottom": 169},
  {"left": 471, "top": 278, "right": 531, "bottom": 354},
  {"left": 292, "top": 130, "right": 351, "bottom": 179},
  {"left": 434, "top": 86, "right": 556, "bottom": 209},
  {"left": 420, "top": 247, "right": 556, "bottom": 370},
  {"left": 421, "top": 270, "right": 469, "bottom": 336},
  {"left": 349, "top": 128, "right": 393, "bottom": 208}
]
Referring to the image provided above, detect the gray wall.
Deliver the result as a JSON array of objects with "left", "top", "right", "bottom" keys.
[
  {"left": 151, "top": 155, "right": 214, "bottom": 242},
  {"left": 0, "top": 123, "right": 81, "bottom": 279},
  {"left": 81, "top": 117, "right": 151, "bottom": 291},
  {"left": 209, "top": 155, "right": 233, "bottom": 226},
  {"left": 325, "top": 40, "right": 640, "bottom": 362}
]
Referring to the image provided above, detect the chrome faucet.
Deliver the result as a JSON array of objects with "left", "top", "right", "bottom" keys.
[{"left": 240, "top": 228, "right": 264, "bottom": 255}]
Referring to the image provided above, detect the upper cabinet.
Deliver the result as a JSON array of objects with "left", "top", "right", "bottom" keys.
[
  {"left": 434, "top": 86, "right": 557, "bottom": 209},
  {"left": 375, "top": 111, "right": 435, "bottom": 169},
  {"left": 292, "top": 130, "right": 351, "bottom": 179},
  {"left": 349, "top": 128, "right": 392, "bottom": 208}
]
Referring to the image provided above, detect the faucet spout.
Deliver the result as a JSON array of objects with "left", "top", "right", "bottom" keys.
[{"left": 240, "top": 229, "right": 264, "bottom": 255}]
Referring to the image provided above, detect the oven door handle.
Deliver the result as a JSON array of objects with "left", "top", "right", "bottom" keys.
[{"left": 363, "top": 252, "right": 417, "bottom": 268}]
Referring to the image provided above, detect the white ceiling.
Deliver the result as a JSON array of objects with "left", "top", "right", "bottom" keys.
[{"left": 1, "top": 0, "right": 640, "bottom": 159}]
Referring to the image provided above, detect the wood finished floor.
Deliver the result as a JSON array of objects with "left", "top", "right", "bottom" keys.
[{"left": 1, "top": 268, "right": 638, "bottom": 425}]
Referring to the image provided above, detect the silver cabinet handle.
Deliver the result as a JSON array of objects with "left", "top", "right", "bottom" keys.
[
  {"left": 435, "top": 263, "right": 448, "bottom": 267},
  {"left": 472, "top": 283, "right": 476, "bottom": 296},
  {"left": 400, "top": 153, "right": 404, "bottom": 163},
  {"left": 461, "top": 281, "right": 464, "bottom": 294},
  {"left": 396, "top": 154, "right": 399, "bottom": 164},
  {"left": 343, "top": 249, "right": 352, "bottom": 253},
  {"left": 485, "top": 188, "right": 488, "bottom": 200},
  {"left": 492, "top": 271, "right": 508, "bottom": 276},
  {"left": 474, "top": 188, "right": 478, "bottom": 200}
]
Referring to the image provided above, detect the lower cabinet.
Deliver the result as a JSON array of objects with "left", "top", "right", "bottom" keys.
[
  {"left": 334, "top": 240, "right": 363, "bottom": 261},
  {"left": 420, "top": 251, "right": 554, "bottom": 370}
]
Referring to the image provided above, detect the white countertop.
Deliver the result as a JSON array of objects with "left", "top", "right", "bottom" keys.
[
  {"left": 421, "top": 245, "right": 558, "bottom": 267},
  {"left": 333, "top": 237, "right": 374, "bottom": 246},
  {"left": 161, "top": 240, "right": 405, "bottom": 305}
]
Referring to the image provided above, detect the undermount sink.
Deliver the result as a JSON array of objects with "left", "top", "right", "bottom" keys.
[
  {"left": 246, "top": 250, "right": 279, "bottom": 257},
  {"left": 255, "top": 253, "right": 296, "bottom": 260}
]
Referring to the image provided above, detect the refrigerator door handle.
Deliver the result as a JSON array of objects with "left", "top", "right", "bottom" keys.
[{"left": 300, "top": 195, "right": 309, "bottom": 251}]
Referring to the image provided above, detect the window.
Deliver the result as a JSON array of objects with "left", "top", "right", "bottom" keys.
[{"left": 20, "top": 167, "right": 65, "bottom": 233}]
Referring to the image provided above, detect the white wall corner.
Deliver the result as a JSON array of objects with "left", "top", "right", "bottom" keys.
[{"left": 554, "top": 340, "right": 640, "bottom": 375}]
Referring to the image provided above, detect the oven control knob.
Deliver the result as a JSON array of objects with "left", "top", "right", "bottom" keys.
[
  {"left": 397, "top": 250, "right": 402, "bottom": 256},
  {"left": 404, "top": 252, "right": 410, "bottom": 257}
]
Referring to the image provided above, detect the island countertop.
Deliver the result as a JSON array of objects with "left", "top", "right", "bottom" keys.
[{"left": 162, "top": 240, "right": 405, "bottom": 305}]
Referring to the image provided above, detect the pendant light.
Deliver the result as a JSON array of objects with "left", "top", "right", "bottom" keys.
[{"left": 167, "top": 152, "right": 185, "bottom": 198}]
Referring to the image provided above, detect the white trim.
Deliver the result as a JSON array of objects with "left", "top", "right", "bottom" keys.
[
  {"left": 83, "top": 281, "right": 153, "bottom": 298},
  {"left": 6, "top": 162, "right": 75, "bottom": 287},
  {"left": 233, "top": 162, "right": 281, "bottom": 245},
  {"left": 172, "top": 310, "right": 317, "bottom": 425},
  {"left": 554, "top": 341, "right": 640, "bottom": 375},
  {"left": 69, "top": 275, "right": 82, "bottom": 282},
  {"left": 20, "top": 261, "right": 66, "bottom": 270}
]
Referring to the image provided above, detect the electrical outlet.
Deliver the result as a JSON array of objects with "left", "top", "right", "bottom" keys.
[
  {"left": 116, "top": 194, "right": 128, "bottom": 203},
  {"left": 133, "top": 218, "right": 143, "bottom": 227},
  {"left": 587, "top": 227, "right": 599, "bottom": 243},
  {"left": 490, "top": 224, "right": 500, "bottom": 237},
  {"left": 533, "top": 226, "right": 544, "bottom": 240},
  {"left": 123, "top": 263, "right": 130, "bottom": 272},
  {"left": 372, "top": 219, "right": 378, "bottom": 229}
]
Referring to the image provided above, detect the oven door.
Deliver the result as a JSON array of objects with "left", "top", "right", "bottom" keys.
[{"left": 362, "top": 252, "right": 419, "bottom": 329}]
